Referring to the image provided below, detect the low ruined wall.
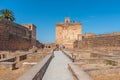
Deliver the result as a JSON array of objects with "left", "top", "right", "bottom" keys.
[
  {"left": 0, "top": 56, "right": 16, "bottom": 70},
  {"left": 0, "top": 53, "right": 27, "bottom": 70},
  {"left": 0, "top": 53, "right": 7, "bottom": 59},
  {"left": 0, "top": 57, "right": 15, "bottom": 62},
  {"left": 63, "top": 50, "right": 92, "bottom": 61},
  {"left": 77, "top": 33, "right": 120, "bottom": 51},
  {"left": 90, "top": 53, "right": 106, "bottom": 58},
  {"left": 68, "top": 63, "right": 93, "bottom": 80},
  {"left": 78, "top": 59, "right": 117, "bottom": 66},
  {"left": 79, "top": 59, "right": 105, "bottom": 64},
  {"left": 86, "top": 66, "right": 120, "bottom": 77},
  {"left": 18, "top": 53, "right": 53, "bottom": 80},
  {"left": 16, "top": 54, "right": 27, "bottom": 62},
  {"left": 0, "top": 62, "right": 16, "bottom": 70}
]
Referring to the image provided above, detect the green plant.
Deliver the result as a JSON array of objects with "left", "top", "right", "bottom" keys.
[
  {"left": 106, "top": 60, "right": 116, "bottom": 66},
  {"left": 0, "top": 9, "right": 15, "bottom": 21}
]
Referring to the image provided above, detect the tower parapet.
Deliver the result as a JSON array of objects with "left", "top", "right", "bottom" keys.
[{"left": 65, "top": 17, "right": 70, "bottom": 23}]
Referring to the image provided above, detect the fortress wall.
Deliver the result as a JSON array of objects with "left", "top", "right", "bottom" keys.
[
  {"left": 0, "top": 23, "right": 9, "bottom": 50},
  {"left": 77, "top": 33, "right": 120, "bottom": 51},
  {"left": 9, "top": 34, "right": 31, "bottom": 50},
  {"left": 0, "top": 31, "right": 31, "bottom": 51},
  {"left": 0, "top": 18, "right": 34, "bottom": 51}
]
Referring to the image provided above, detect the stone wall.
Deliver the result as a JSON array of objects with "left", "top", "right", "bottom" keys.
[
  {"left": 0, "top": 57, "right": 15, "bottom": 62},
  {"left": 0, "top": 51, "right": 29, "bottom": 70},
  {"left": 0, "top": 62, "right": 16, "bottom": 70},
  {"left": 77, "top": 32, "right": 120, "bottom": 51},
  {"left": 16, "top": 54, "right": 27, "bottom": 62},
  {"left": 0, "top": 18, "right": 36, "bottom": 51},
  {"left": 86, "top": 66, "right": 120, "bottom": 80},
  {"left": 68, "top": 63, "right": 93, "bottom": 80},
  {"left": 79, "top": 59, "right": 105, "bottom": 64},
  {"left": 22, "top": 24, "right": 36, "bottom": 46},
  {"left": 18, "top": 54, "right": 53, "bottom": 80},
  {"left": 9, "top": 34, "right": 31, "bottom": 50},
  {"left": 44, "top": 43, "right": 56, "bottom": 49},
  {"left": 36, "top": 40, "right": 43, "bottom": 48}
]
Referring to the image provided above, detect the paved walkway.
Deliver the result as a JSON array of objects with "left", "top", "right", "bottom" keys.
[{"left": 42, "top": 51, "right": 74, "bottom": 80}]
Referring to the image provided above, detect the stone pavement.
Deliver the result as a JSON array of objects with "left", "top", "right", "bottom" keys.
[{"left": 42, "top": 51, "right": 74, "bottom": 80}]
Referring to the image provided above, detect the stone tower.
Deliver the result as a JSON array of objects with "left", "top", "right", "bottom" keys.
[
  {"left": 56, "top": 17, "right": 82, "bottom": 48},
  {"left": 23, "top": 24, "right": 36, "bottom": 47}
]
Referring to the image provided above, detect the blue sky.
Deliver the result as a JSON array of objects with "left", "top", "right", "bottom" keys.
[{"left": 1, "top": 0, "right": 120, "bottom": 43}]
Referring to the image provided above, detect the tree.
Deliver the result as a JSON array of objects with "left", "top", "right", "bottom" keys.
[{"left": 0, "top": 9, "right": 15, "bottom": 21}]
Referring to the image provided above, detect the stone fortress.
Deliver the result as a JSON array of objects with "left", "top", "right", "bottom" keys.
[
  {"left": 56, "top": 17, "right": 120, "bottom": 51},
  {"left": 0, "top": 18, "right": 50, "bottom": 80},
  {"left": 56, "top": 17, "right": 82, "bottom": 48},
  {"left": 0, "top": 18, "right": 36, "bottom": 51},
  {"left": 77, "top": 32, "right": 120, "bottom": 51}
]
